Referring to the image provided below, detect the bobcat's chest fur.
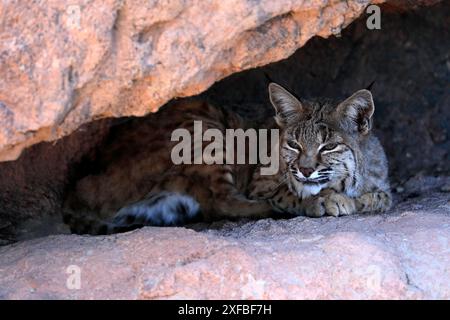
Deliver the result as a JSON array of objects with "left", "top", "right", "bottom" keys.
[{"left": 298, "top": 184, "right": 324, "bottom": 198}]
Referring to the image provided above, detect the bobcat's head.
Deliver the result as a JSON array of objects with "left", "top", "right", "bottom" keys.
[{"left": 268, "top": 83, "right": 375, "bottom": 198}]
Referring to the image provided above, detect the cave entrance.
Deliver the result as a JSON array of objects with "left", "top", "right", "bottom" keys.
[{"left": 0, "top": 3, "right": 448, "bottom": 244}]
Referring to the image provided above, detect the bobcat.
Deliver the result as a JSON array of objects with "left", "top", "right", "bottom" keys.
[{"left": 63, "top": 83, "right": 392, "bottom": 234}]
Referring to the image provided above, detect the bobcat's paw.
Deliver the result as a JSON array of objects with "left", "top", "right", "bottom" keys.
[
  {"left": 356, "top": 191, "right": 392, "bottom": 213},
  {"left": 302, "top": 197, "right": 326, "bottom": 217},
  {"left": 322, "top": 192, "right": 356, "bottom": 217},
  {"left": 303, "top": 192, "right": 356, "bottom": 217}
]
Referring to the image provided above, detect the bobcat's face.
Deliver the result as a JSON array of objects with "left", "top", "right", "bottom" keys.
[
  {"left": 269, "top": 83, "right": 375, "bottom": 198},
  {"left": 280, "top": 121, "right": 356, "bottom": 198}
]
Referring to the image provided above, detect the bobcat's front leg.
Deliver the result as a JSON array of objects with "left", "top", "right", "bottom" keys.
[
  {"left": 303, "top": 189, "right": 392, "bottom": 217},
  {"left": 248, "top": 172, "right": 303, "bottom": 215},
  {"left": 355, "top": 190, "right": 392, "bottom": 213},
  {"left": 249, "top": 172, "right": 357, "bottom": 217},
  {"left": 302, "top": 189, "right": 357, "bottom": 217}
]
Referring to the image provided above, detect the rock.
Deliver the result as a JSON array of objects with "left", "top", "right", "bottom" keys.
[
  {"left": 0, "top": 0, "right": 441, "bottom": 162},
  {"left": 0, "top": 192, "right": 449, "bottom": 299},
  {"left": 403, "top": 175, "right": 450, "bottom": 195}
]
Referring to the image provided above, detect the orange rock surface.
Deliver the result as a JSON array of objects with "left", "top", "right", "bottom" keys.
[
  {"left": 0, "top": 193, "right": 449, "bottom": 299},
  {"left": 0, "top": 0, "right": 410, "bottom": 162}
]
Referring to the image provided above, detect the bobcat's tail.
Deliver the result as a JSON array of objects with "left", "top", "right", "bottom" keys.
[
  {"left": 111, "top": 191, "right": 201, "bottom": 231},
  {"left": 63, "top": 191, "right": 201, "bottom": 235}
]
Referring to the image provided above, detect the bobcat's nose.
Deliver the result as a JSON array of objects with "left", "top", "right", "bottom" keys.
[{"left": 299, "top": 167, "right": 315, "bottom": 178}]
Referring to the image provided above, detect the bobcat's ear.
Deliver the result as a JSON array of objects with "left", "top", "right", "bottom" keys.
[
  {"left": 337, "top": 89, "right": 374, "bottom": 135},
  {"left": 268, "top": 83, "right": 304, "bottom": 127}
]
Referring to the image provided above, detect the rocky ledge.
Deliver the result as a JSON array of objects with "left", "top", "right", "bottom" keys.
[
  {"left": 0, "top": 188, "right": 449, "bottom": 299},
  {"left": 0, "top": 0, "right": 441, "bottom": 161}
]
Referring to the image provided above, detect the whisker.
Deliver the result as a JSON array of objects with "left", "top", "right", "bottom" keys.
[{"left": 317, "top": 173, "right": 331, "bottom": 177}]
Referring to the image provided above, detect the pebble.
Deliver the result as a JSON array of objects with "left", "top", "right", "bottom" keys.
[{"left": 395, "top": 186, "right": 405, "bottom": 193}]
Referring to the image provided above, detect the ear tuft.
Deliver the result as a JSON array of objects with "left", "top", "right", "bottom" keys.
[
  {"left": 268, "top": 83, "right": 304, "bottom": 126},
  {"left": 337, "top": 89, "right": 374, "bottom": 135}
]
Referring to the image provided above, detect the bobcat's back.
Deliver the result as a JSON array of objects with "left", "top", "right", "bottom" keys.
[{"left": 63, "top": 99, "right": 271, "bottom": 234}]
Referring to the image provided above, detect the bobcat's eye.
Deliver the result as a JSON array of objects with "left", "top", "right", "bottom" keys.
[
  {"left": 286, "top": 140, "right": 301, "bottom": 152},
  {"left": 320, "top": 143, "right": 339, "bottom": 152}
]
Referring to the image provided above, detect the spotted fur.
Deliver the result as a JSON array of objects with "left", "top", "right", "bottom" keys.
[{"left": 63, "top": 99, "right": 273, "bottom": 234}]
